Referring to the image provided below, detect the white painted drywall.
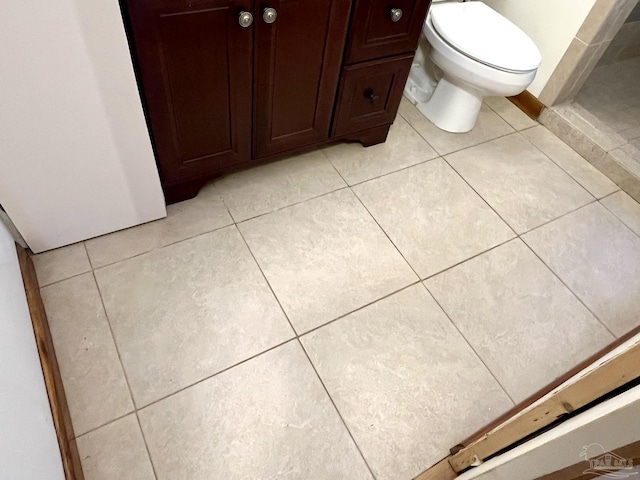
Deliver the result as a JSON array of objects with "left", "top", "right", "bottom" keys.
[
  {"left": 0, "top": 222, "right": 65, "bottom": 479},
  {"left": 0, "top": 0, "right": 166, "bottom": 253},
  {"left": 482, "top": 0, "right": 598, "bottom": 97}
]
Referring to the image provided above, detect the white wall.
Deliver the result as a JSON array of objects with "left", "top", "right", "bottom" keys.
[
  {"left": 0, "top": 0, "right": 166, "bottom": 253},
  {"left": 0, "top": 222, "right": 64, "bottom": 479},
  {"left": 483, "top": 0, "right": 598, "bottom": 97}
]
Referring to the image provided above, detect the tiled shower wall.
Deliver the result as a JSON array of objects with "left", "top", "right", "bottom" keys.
[
  {"left": 538, "top": 0, "right": 639, "bottom": 106},
  {"left": 598, "top": 2, "right": 640, "bottom": 65}
]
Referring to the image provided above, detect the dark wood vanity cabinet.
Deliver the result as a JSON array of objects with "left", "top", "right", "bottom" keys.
[{"left": 123, "top": 0, "right": 431, "bottom": 202}]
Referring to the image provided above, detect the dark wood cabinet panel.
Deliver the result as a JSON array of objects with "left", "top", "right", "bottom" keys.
[
  {"left": 253, "top": 0, "right": 351, "bottom": 158},
  {"left": 333, "top": 54, "right": 413, "bottom": 136},
  {"left": 123, "top": 0, "right": 431, "bottom": 203},
  {"left": 345, "top": 0, "right": 431, "bottom": 64},
  {"left": 125, "top": 0, "right": 253, "bottom": 185}
]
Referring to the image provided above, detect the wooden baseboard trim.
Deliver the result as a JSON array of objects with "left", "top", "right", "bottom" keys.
[
  {"left": 17, "top": 246, "right": 84, "bottom": 480},
  {"left": 508, "top": 90, "right": 545, "bottom": 120}
]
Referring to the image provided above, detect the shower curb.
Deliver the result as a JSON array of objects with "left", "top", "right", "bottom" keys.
[{"left": 539, "top": 105, "right": 640, "bottom": 203}]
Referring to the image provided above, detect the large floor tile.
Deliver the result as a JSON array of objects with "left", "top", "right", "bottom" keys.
[
  {"left": 138, "top": 341, "right": 373, "bottom": 480},
  {"left": 484, "top": 96, "right": 538, "bottom": 131},
  {"left": 426, "top": 240, "right": 614, "bottom": 403},
  {"left": 41, "top": 273, "right": 133, "bottom": 435},
  {"left": 301, "top": 285, "right": 513, "bottom": 480},
  {"left": 353, "top": 159, "right": 515, "bottom": 278},
  {"left": 32, "top": 243, "right": 91, "bottom": 286},
  {"left": 323, "top": 115, "right": 438, "bottom": 185},
  {"left": 601, "top": 190, "right": 640, "bottom": 237},
  {"left": 85, "top": 182, "right": 233, "bottom": 268},
  {"left": 95, "top": 226, "right": 294, "bottom": 407},
  {"left": 77, "top": 414, "right": 154, "bottom": 480},
  {"left": 521, "top": 125, "right": 619, "bottom": 199},
  {"left": 214, "top": 150, "right": 346, "bottom": 222},
  {"left": 399, "top": 97, "right": 514, "bottom": 155},
  {"left": 523, "top": 203, "right": 640, "bottom": 337},
  {"left": 446, "top": 134, "right": 594, "bottom": 234},
  {"left": 239, "top": 189, "right": 417, "bottom": 333}
]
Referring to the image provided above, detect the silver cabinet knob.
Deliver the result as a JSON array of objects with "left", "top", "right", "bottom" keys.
[
  {"left": 238, "top": 11, "right": 253, "bottom": 28},
  {"left": 263, "top": 7, "right": 277, "bottom": 24},
  {"left": 389, "top": 7, "right": 403, "bottom": 22}
]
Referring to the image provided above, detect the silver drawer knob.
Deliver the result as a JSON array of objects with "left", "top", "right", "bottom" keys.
[
  {"left": 390, "top": 7, "right": 403, "bottom": 22},
  {"left": 238, "top": 11, "right": 253, "bottom": 28},
  {"left": 263, "top": 7, "right": 277, "bottom": 24}
]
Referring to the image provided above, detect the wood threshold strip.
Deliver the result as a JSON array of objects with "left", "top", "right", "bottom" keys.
[
  {"left": 457, "top": 324, "right": 640, "bottom": 450},
  {"left": 449, "top": 338, "right": 640, "bottom": 473},
  {"left": 508, "top": 90, "right": 545, "bottom": 120},
  {"left": 414, "top": 458, "right": 458, "bottom": 480},
  {"left": 17, "top": 245, "right": 84, "bottom": 480}
]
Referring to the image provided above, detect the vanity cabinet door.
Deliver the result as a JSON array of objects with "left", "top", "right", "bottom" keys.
[
  {"left": 253, "top": 0, "right": 351, "bottom": 158},
  {"left": 125, "top": 0, "right": 253, "bottom": 187}
]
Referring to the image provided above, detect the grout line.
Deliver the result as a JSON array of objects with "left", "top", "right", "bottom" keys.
[
  {"left": 238, "top": 222, "right": 379, "bottom": 478},
  {"left": 439, "top": 156, "right": 519, "bottom": 238},
  {"left": 419, "top": 236, "right": 516, "bottom": 283},
  {"left": 82, "top": 241, "right": 95, "bottom": 270},
  {"left": 598, "top": 190, "right": 622, "bottom": 202},
  {"left": 419, "top": 282, "right": 517, "bottom": 406},
  {"left": 399, "top": 102, "right": 518, "bottom": 157},
  {"left": 516, "top": 130, "right": 600, "bottom": 201},
  {"left": 297, "top": 338, "right": 378, "bottom": 480},
  {"left": 517, "top": 198, "right": 599, "bottom": 237},
  {"left": 348, "top": 185, "right": 423, "bottom": 281},
  {"left": 343, "top": 152, "right": 442, "bottom": 188},
  {"left": 599, "top": 196, "right": 640, "bottom": 242},
  {"left": 232, "top": 184, "right": 350, "bottom": 226},
  {"left": 484, "top": 98, "right": 540, "bottom": 133},
  {"left": 89, "top": 270, "right": 139, "bottom": 408},
  {"left": 135, "top": 338, "right": 298, "bottom": 412},
  {"left": 84, "top": 270, "right": 149, "bottom": 434},
  {"left": 235, "top": 225, "right": 299, "bottom": 337},
  {"left": 37, "top": 268, "right": 94, "bottom": 289},
  {"left": 74, "top": 410, "right": 133, "bottom": 440},
  {"left": 134, "top": 412, "right": 159, "bottom": 480},
  {"left": 321, "top": 117, "right": 442, "bottom": 189},
  {"left": 88, "top": 268, "right": 160, "bottom": 477},
  {"left": 299, "top": 281, "right": 421, "bottom": 338},
  {"left": 90, "top": 221, "right": 236, "bottom": 271},
  {"left": 519, "top": 238, "right": 618, "bottom": 340}
]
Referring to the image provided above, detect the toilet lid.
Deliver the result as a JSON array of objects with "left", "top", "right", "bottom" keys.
[{"left": 430, "top": 2, "right": 542, "bottom": 72}]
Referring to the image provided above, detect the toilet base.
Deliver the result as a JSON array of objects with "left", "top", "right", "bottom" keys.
[{"left": 418, "top": 77, "right": 483, "bottom": 133}]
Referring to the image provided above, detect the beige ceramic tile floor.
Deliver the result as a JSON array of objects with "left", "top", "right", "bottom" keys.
[{"left": 35, "top": 96, "right": 640, "bottom": 480}]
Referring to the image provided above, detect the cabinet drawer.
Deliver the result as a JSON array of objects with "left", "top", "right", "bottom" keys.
[
  {"left": 332, "top": 54, "right": 412, "bottom": 137},
  {"left": 345, "top": 0, "right": 432, "bottom": 64}
]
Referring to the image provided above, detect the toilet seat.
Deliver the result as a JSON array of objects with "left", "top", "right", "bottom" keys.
[{"left": 430, "top": 2, "right": 541, "bottom": 73}]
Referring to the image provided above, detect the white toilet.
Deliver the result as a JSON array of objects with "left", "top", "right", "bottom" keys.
[{"left": 404, "top": 0, "right": 542, "bottom": 133}]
